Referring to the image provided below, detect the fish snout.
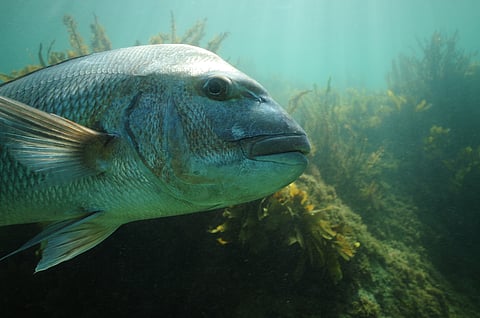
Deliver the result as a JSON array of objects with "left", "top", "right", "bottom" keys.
[{"left": 238, "top": 97, "right": 311, "bottom": 165}]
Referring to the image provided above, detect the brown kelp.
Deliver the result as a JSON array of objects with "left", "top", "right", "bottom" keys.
[
  {"left": 289, "top": 85, "right": 399, "bottom": 216},
  {"left": 385, "top": 32, "right": 480, "bottom": 292},
  {"left": 90, "top": 14, "right": 112, "bottom": 53},
  {"left": 63, "top": 14, "right": 90, "bottom": 57},
  {"left": 209, "top": 175, "right": 360, "bottom": 283},
  {"left": 207, "top": 169, "right": 463, "bottom": 316},
  {"left": 148, "top": 12, "right": 228, "bottom": 53},
  {"left": 0, "top": 14, "right": 92, "bottom": 82}
]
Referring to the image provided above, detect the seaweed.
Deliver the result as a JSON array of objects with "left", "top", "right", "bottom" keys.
[
  {"left": 1, "top": 13, "right": 228, "bottom": 83},
  {"left": 148, "top": 12, "right": 228, "bottom": 51},
  {"left": 90, "top": 14, "right": 112, "bottom": 52},
  {"left": 63, "top": 14, "right": 89, "bottom": 57},
  {"left": 209, "top": 175, "right": 360, "bottom": 283},
  {"left": 207, "top": 168, "right": 462, "bottom": 316},
  {"left": 291, "top": 85, "right": 398, "bottom": 216},
  {"left": 170, "top": 11, "right": 178, "bottom": 43},
  {"left": 384, "top": 32, "right": 480, "bottom": 291},
  {"left": 0, "top": 65, "right": 42, "bottom": 82},
  {"left": 0, "top": 15, "right": 96, "bottom": 82},
  {"left": 206, "top": 32, "right": 229, "bottom": 54},
  {"left": 387, "top": 31, "right": 475, "bottom": 106},
  {"left": 179, "top": 17, "right": 206, "bottom": 45}
]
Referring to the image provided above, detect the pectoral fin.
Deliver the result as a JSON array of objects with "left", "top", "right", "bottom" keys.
[
  {"left": 0, "top": 95, "right": 117, "bottom": 182},
  {"left": 0, "top": 211, "right": 119, "bottom": 272}
]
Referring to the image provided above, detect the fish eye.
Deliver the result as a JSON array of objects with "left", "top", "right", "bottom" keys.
[{"left": 203, "top": 76, "right": 231, "bottom": 101}]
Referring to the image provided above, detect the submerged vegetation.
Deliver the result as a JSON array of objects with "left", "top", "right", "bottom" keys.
[
  {"left": 210, "top": 176, "right": 360, "bottom": 283},
  {"left": 1, "top": 14, "right": 480, "bottom": 317},
  {"left": 0, "top": 13, "right": 228, "bottom": 83}
]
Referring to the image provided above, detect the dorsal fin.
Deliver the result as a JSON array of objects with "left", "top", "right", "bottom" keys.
[{"left": 0, "top": 95, "right": 117, "bottom": 182}]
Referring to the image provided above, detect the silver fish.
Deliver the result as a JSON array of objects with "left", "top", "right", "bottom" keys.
[{"left": 0, "top": 44, "right": 310, "bottom": 272}]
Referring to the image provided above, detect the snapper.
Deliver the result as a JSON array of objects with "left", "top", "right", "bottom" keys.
[{"left": 0, "top": 44, "right": 310, "bottom": 272}]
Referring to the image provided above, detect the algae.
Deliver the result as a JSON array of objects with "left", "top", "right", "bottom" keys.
[
  {"left": 1, "top": 13, "right": 228, "bottom": 83},
  {"left": 148, "top": 12, "right": 228, "bottom": 53},
  {"left": 90, "top": 14, "right": 112, "bottom": 53},
  {"left": 63, "top": 14, "right": 90, "bottom": 57},
  {"left": 209, "top": 175, "right": 359, "bottom": 283}
]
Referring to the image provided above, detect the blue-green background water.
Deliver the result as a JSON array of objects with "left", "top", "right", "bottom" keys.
[
  {"left": 2, "top": 0, "right": 480, "bottom": 90},
  {"left": 2, "top": 1, "right": 480, "bottom": 317}
]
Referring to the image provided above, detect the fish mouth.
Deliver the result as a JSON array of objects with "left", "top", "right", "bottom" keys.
[{"left": 240, "top": 134, "right": 311, "bottom": 165}]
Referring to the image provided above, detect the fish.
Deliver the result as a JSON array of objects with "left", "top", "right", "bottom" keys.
[{"left": 0, "top": 44, "right": 310, "bottom": 272}]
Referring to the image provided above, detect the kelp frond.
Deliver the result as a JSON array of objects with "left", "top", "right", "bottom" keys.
[
  {"left": 90, "top": 14, "right": 111, "bottom": 52},
  {"left": 63, "top": 15, "right": 89, "bottom": 57}
]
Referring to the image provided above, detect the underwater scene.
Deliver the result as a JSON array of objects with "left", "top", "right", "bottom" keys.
[{"left": 1, "top": 0, "right": 480, "bottom": 317}]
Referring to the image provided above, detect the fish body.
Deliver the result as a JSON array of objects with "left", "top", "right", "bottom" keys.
[{"left": 0, "top": 44, "right": 310, "bottom": 271}]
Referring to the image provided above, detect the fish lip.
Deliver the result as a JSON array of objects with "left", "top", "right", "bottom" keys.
[{"left": 240, "top": 134, "right": 311, "bottom": 164}]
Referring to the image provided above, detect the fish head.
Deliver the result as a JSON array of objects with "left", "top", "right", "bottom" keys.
[{"left": 127, "top": 45, "right": 310, "bottom": 209}]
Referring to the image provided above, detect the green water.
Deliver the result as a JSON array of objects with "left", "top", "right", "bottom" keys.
[
  {"left": 1, "top": 1, "right": 480, "bottom": 317},
  {"left": 2, "top": 0, "right": 479, "bottom": 89}
]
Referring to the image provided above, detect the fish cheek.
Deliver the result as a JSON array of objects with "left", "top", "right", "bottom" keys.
[{"left": 125, "top": 92, "right": 207, "bottom": 186}]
